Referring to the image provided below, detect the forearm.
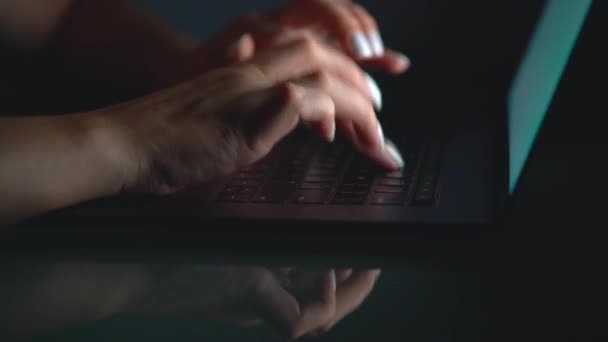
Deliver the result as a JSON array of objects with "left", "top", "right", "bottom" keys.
[
  {"left": 0, "top": 113, "right": 129, "bottom": 224},
  {"left": 0, "top": 262, "right": 144, "bottom": 339}
]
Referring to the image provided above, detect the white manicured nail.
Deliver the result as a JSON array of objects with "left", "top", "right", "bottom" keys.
[
  {"left": 364, "top": 73, "right": 383, "bottom": 111},
  {"left": 385, "top": 140, "right": 405, "bottom": 168},
  {"left": 377, "top": 122, "right": 385, "bottom": 148},
  {"left": 367, "top": 31, "right": 384, "bottom": 56},
  {"left": 328, "top": 121, "right": 336, "bottom": 142},
  {"left": 351, "top": 32, "right": 373, "bottom": 59}
]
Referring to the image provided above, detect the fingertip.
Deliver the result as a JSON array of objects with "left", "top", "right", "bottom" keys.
[
  {"left": 385, "top": 139, "right": 405, "bottom": 169},
  {"left": 387, "top": 51, "right": 411, "bottom": 74},
  {"left": 228, "top": 33, "right": 256, "bottom": 64}
]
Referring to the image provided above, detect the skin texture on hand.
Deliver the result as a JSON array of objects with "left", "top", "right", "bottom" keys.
[{"left": 101, "top": 36, "right": 404, "bottom": 196}]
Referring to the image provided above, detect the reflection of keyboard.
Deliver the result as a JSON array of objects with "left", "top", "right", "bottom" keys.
[{"left": 215, "top": 132, "right": 441, "bottom": 206}]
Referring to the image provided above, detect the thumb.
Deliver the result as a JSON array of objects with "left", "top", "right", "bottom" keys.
[{"left": 227, "top": 33, "right": 256, "bottom": 64}]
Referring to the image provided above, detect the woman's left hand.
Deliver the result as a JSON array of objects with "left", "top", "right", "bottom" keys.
[{"left": 172, "top": 1, "right": 410, "bottom": 84}]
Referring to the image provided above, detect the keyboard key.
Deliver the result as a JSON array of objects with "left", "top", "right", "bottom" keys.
[
  {"left": 378, "top": 179, "right": 407, "bottom": 186},
  {"left": 240, "top": 187, "right": 258, "bottom": 195},
  {"left": 218, "top": 193, "right": 252, "bottom": 202},
  {"left": 374, "top": 186, "right": 407, "bottom": 193},
  {"left": 221, "top": 186, "right": 240, "bottom": 194},
  {"left": 370, "top": 193, "right": 406, "bottom": 205},
  {"left": 383, "top": 170, "right": 406, "bottom": 178},
  {"left": 292, "top": 190, "right": 330, "bottom": 204},
  {"left": 253, "top": 184, "right": 295, "bottom": 203},
  {"left": 341, "top": 182, "right": 371, "bottom": 189},
  {"left": 271, "top": 176, "right": 300, "bottom": 183},
  {"left": 343, "top": 174, "right": 373, "bottom": 183},
  {"left": 413, "top": 142, "right": 442, "bottom": 205},
  {"left": 336, "top": 190, "right": 368, "bottom": 196},
  {"left": 300, "top": 182, "right": 332, "bottom": 190},
  {"left": 303, "top": 176, "right": 335, "bottom": 183},
  {"left": 229, "top": 180, "right": 261, "bottom": 187},
  {"left": 233, "top": 172, "right": 264, "bottom": 180},
  {"left": 307, "top": 169, "right": 337, "bottom": 176}
]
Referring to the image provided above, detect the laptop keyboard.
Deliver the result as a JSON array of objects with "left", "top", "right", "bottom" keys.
[{"left": 215, "top": 133, "right": 440, "bottom": 206}]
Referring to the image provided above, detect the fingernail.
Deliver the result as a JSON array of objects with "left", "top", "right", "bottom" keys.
[
  {"left": 367, "top": 31, "right": 384, "bottom": 56},
  {"left": 377, "top": 122, "right": 385, "bottom": 148},
  {"left": 329, "top": 270, "right": 337, "bottom": 293},
  {"left": 328, "top": 121, "right": 336, "bottom": 142},
  {"left": 351, "top": 32, "right": 373, "bottom": 59},
  {"left": 385, "top": 140, "right": 405, "bottom": 168},
  {"left": 364, "top": 73, "right": 383, "bottom": 111}
]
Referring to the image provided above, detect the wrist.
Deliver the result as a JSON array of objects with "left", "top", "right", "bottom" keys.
[{"left": 76, "top": 109, "right": 139, "bottom": 197}]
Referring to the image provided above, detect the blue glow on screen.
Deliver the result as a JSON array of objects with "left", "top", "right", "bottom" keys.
[{"left": 507, "top": 0, "right": 591, "bottom": 194}]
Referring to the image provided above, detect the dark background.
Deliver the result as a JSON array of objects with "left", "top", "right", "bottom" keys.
[{"left": 7, "top": 0, "right": 603, "bottom": 341}]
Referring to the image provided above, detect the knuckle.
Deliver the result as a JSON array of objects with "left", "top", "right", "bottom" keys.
[
  {"left": 250, "top": 272, "right": 275, "bottom": 299},
  {"left": 279, "top": 82, "right": 300, "bottom": 105},
  {"left": 296, "top": 35, "right": 320, "bottom": 60},
  {"left": 312, "top": 71, "right": 332, "bottom": 88},
  {"left": 351, "top": 4, "right": 377, "bottom": 28},
  {"left": 334, "top": 7, "right": 359, "bottom": 31}
]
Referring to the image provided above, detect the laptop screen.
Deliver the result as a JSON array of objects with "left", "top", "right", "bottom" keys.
[{"left": 507, "top": 0, "right": 591, "bottom": 194}]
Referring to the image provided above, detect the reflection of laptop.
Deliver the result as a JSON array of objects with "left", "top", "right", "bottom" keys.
[{"left": 16, "top": 1, "right": 598, "bottom": 243}]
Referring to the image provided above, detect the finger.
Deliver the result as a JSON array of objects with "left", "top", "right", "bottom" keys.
[
  {"left": 251, "top": 26, "right": 376, "bottom": 111},
  {"left": 294, "top": 72, "right": 402, "bottom": 169},
  {"left": 252, "top": 274, "right": 302, "bottom": 338},
  {"left": 320, "top": 269, "right": 380, "bottom": 333},
  {"left": 293, "top": 71, "right": 378, "bottom": 149},
  {"left": 290, "top": 269, "right": 326, "bottom": 300},
  {"left": 276, "top": 0, "right": 373, "bottom": 60},
  {"left": 337, "top": 120, "right": 404, "bottom": 170},
  {"left": 227, "top": 33, "right": 256, "bottom": 64},
  {"left": 290, "top": 270, "right": 337, "bottom": 339},
  {"left": 241, "top": 81, "right": 335, "bottom": 157},
  {"left": 336, "top": 268, "right": 353, "bottom": 283},
  {"left": 360, "top": 49, "right": 411, "bottom": 75},
  {"left": 251, "top": 37, "right": 374, "bottom": 107},
  {"left": 350, "top": 4, "right": 383, "bottom": 57}
]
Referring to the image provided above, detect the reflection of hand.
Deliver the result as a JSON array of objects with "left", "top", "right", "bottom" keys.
[
  {"left": 172, "top": 1, "right": 410, "bottom": 83},
  {"left": 95, "top": 36, "right": 404, "bottom": 195},
  {"left": 1, "top": 263, "right": 378, "bottom": 340},
  {"left": 127, "top": 266, "right": 380, "bottom": 339}
]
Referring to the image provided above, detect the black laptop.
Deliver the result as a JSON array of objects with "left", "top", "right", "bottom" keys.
[{"left": 15, "top": 1, "right": 600, "bottom": 248}]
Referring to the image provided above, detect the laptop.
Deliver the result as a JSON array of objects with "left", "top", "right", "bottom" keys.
[{"left": 13, "top": 0, "right": 600, "bottom": 250}]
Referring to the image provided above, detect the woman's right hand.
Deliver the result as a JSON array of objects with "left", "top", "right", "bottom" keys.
[{"left": 98, "top": 36, "right": 404, "bottom": 195}]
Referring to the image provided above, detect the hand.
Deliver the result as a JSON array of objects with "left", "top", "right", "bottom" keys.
[
  {"left": 127, "top": 266, "right": 380, "bottom": 339},
  {"left": 272, "top": 0, "right": 410, "bottom": 72},
  {"left": 100, "top": 36, "right": 404, "bottom": 195},
  {"left": 171, "top": 1, "right": 410, "bottom": 83}
]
